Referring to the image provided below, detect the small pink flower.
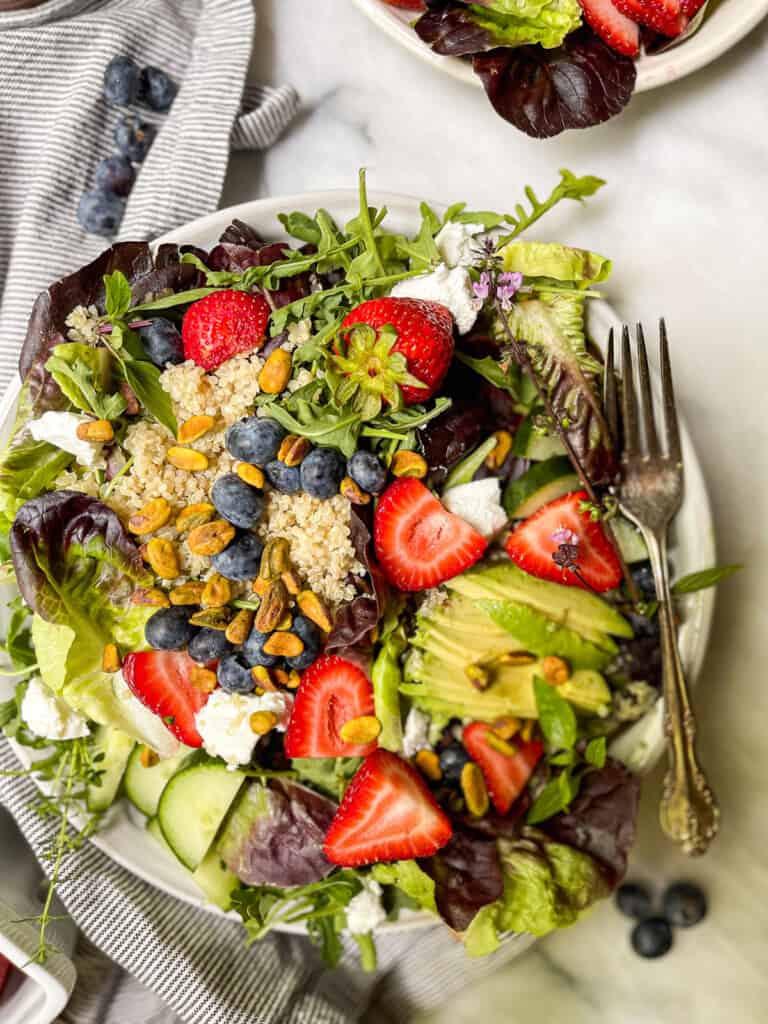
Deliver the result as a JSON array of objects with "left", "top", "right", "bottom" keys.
[
  {"left": 472, "top": 271, "right": 492, "bottom": 311},
  {"left": 497, "top": 271, "right": 523, "bottom": 310},
  {"left": 550, "top": 527, "right": 579, "bottom": 546}
]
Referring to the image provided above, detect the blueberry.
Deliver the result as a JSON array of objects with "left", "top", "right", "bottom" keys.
[
  {"left": 188, "top": 628, "right": 235, "bottom": 665},
  {"left": 114, "top": 115, "right": 157, "bottom": 163},
  {"left": 93, "top": 155, "right": 135, "bottom": 198},
  {"left": 217, "top": 654, "right": 255, "bottom": 694},
  {"left": 145, "top": 606, "right": 194, "bottom": 651},
  {"left": 300, "top": 447, "right": 345, "bottom": 500},
  {"left": 616, "top": 882, "right": 654, "bottom": 921},
  {"left": 630, "top": 917, "right": 673, "bottom": 959},
  {"left": 662, "top": 882, "right": 707, "bottom": 928},
  {"left": 210, "top": 531, "right": 263, "bottom": 581},
  {"left": 77, "top": 189, "right": 125, "bottom": 238},
  {"left": 285, "top": 615, "right": 322, "bottom": 671},
  {"left": 242, "top": 628, "right": 280, "bottom": 669},
  {"left": 266, "top": 460, "right": 301, "bottom": 495},
  {"left": 138, "top": 318, "right": 184, "bottom": 367},
  {"left": 225, "top": 417, "right": 285, "bottom": 465},
  {"left": 138, "top": 66, "right": 178, "bottom": 112},
  {"left": 631, "top": 562, "right": 657, "bottom": 601},
  {"left": 439, "top": 743, "right": 471, "bottom": 784},
  {"left": 103, "top": 55, "right": 140, "bottom": 106},
  {"left": 347, "top": 451, "right": 387, "bottom": 494},
  {"left": 211, "top": 474, "right": 265, "bottom": 529}
]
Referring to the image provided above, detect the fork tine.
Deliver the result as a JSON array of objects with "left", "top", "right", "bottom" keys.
[
  {"left": 635, "top": 323, "right": 659, "bottom": 456},
  {"left": 659, "top": 318, "right": 682, "bottom": 462},
  {"left": 620, "top": 325, "right": 639, "bottom": 457},
  {"left": 603, "top": 328, "right": 619, "bottom": 446}
]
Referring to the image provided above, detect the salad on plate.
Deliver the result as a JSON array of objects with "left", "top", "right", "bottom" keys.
[
  {"left": 375, "top": 0, "right": 711, "bottom": 136},
  {"left": 0, "top": 170, "right": 720, "bottom": 968}
]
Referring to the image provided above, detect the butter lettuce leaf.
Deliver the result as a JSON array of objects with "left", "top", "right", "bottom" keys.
[
  {"left": 500, "top": 240, "right": 611, "bottom": 287},
  {"left": 371, "top": 859, "right": 438, "bottom": 915},
  {"left": 469, "top": 0, "right": 582, "bottom": 50}
]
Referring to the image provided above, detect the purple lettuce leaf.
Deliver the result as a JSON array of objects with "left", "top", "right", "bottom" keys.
[
  {"left": 211, "top": 222, "right": 313, "bottom": 309},
  {"left": 473, "top": 28, "right": 637, "bottom": 139},
  {"left": 218, "top": 778, "right": 337, "bottom": 887},
  {"left": 423, "top": 830, "right": 504, "bottom": 932},
  {"left": 415, "top": 3, "right": 493, "bottom": 56},
  {"left": 541, "top": 758, "right": 640, "bottom": 887},
  {"left": 326, "top": 508, "right": 390, "bottom": 653}
]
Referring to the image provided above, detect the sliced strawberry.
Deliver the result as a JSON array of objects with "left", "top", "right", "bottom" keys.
[
  {"left": 182, "top": 289, "right": 270, "bottom": 371},
  {"left": 324, "top": 749, "right": 452, "bottom": 866},
  {"left": 284, "top": 655, "right": 377, "bottom": 759},
  {"left": 680, "top": 0, "right": 705, "bottom": 14},
  {"left": 122, "top": 651, "right": 208, "bottom": 747},
  {"left": 578, "top": 0, "right": 640, "bottom": 56},
  {"left": 463, "top": 722, "right": 544, "bottom": 815},
  {"left": 644, "top": 0, "right": 681, "bottom": 16},
  {"left": 382, "top": 0, "right": 425, "bottom": 7},
  {"left": 374, "top": 478, "right": 487, "bottom": 592},
  {"left": 505, "top": 489, "right": 622, "bottom": 593},
  {"left": 614, "top": 0, "right": 687, "bottom": 35},
  {"left": 0, "top": 955, "right": 10, "bottom": 996}
]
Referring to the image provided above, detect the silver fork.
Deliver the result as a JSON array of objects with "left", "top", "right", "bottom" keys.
[{"left": 605, "top": 321, "right": 719, "bottom": 856}]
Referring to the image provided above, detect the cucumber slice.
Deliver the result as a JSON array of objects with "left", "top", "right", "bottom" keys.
[
  {"left": 610, "top": 516, "right": 649, "bottom": 564},
  {"left": 157, "top": 758, "right": 245, "bottom": 870},
  {"left": 503, "top": 456, "right": 579, "bottom": 518},
  {"left": 124, "top": 744, "right": 193, "bottom": 818},
  {"left": 513, "top": 417, "right": 566, "bottom": 461},
  {"left": 87, "top": 726, "right": 135, "bottom": 812},
  {"left": 147, "top": 817, "right": 238, "bottom": 911}
]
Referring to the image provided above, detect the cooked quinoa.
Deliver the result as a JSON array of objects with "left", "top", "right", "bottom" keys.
[
  {"left": 160, "top": 353, "right": 265, "bottom": 425},
  {"left": 259, "top": 492, "right": 364, "bottom": 606}
]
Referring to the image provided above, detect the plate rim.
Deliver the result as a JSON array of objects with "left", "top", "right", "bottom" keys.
[
  {"left": 350, "top": 0, "right": 768, "bottom": 96},
  {"left": 5, "top": 188, "right": 716, "bottom": 929}
]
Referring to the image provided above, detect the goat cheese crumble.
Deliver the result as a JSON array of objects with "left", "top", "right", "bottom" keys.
[
  {"left": 194, "top": 690, "right": 293, "bottom": 769},
  {"left": 442, "top": 478, "right": 508, "bottom": 538},
  {"left": 402, "top": 707, "right": 431, "bottom": 758},
  {"left": 21, "top": 678, "right": 90, "bottom": 741},
  {"left": 346, "top": 879, "right": 387, "bottom": 935},
  {"left": 28, "top": 411, "right": 106, "bottom": 468},
  {"left": 435, "top": 221, "right": 484, "bottom": 268},
  {"left": 391, "top": 264, "right": 478, "bottom": 335}
]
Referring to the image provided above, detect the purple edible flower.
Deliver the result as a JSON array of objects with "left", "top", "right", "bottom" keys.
[
  {"left": 472, "top": 271, "right": 492, "bottom": 310},
  {"left": 550, "top": 527, "right": 579, "bottom": 546},
  {"left": 496, "top": 271, "right": 523, "bottom": 310}
]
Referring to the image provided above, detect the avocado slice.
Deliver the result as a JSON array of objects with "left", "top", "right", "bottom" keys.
[
  {"left": 445, "top": 563, "right": 633, "bottom": 642},
  {"left": 503, "top": 456, "right": 579, "bottom": 519}
]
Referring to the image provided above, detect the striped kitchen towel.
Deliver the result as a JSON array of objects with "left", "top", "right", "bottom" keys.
[{"left": 0, "top": 0, "right": 299, "bottom": 393}]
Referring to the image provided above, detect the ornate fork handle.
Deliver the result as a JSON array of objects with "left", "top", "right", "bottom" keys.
[{"left": 645, "top": 530, "right": 720, "bottom": 855}]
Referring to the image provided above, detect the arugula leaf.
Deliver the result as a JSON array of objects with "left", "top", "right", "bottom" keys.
[
  {"left": 497, "top": 170, "right": 606, "bottom": 245},
  {"left": 585, "top": 736, "right": 607, "bottom": 769},
  {"left": 672, "top": 564, "right": 742, "bottom": 595},
  {"left": 45, "top": 344, "right": 126, "bottom": 420},
  {"left": 129, "top": 286, "right": 220, "bottom": 313},
  {"left": 454, "top": 351, "right": 522, "bottom": 398},
  {"left": 103, "top": 271, "right": 132, "bottom": 321},
  {"left": 278, "top": 210, "right": 322, "bottom": 246},
  {"left": 533, "top": 675, "right": 577, "bottom": 751},
  {"left": 117, "top": 354, "right": 177, "bottom": 435}
]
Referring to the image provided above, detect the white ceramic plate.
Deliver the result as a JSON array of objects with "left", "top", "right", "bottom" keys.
[
  {"left": 2, "top": 191, "right": 715, "bottom": 931},
  {"left": 351, "top": 0, "right": 768, "bottom": 95}
]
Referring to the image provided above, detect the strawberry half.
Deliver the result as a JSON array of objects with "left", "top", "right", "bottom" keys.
[
  {"left": 680, "top": 0, "right": 705, "bottom": 14},
  {"left": 284, "top": 655, "right": 377, "bottom": 759},
  {"left": 324, "top": 749, "right": 453, "bottom": 866},
  {"left": 463, "top": 722, "right": 544, "bottom": 815},
  {"left": 614, "top": 0, "right": 687, "bottom": 35},
  {"left": 374, "top": 478, "right": 487, "bottom": 592},
  {"left": 122, "top": 651, "right": 208, "bottom": 747},
  {"left": 382, "top": 0, "right": 425, "bottom": 7},
  {"left": 505, "top": 489, "right": 622, "bottom": 593},
  {"left": 182, "top": 289, "right": 270, "bottom": 371},
  {"left": 577, "top": 0, "right": 640, "bottom": 56},
  {"left": 0, "top": 955, "right": 10, "bottom": 997},
  {"left": 337, "top": 297, "right": 454, "bottom": 410}
]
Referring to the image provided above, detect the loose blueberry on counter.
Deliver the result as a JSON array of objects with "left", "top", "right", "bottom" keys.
[
  {"left": 347, "top": 451, "right": 386, "bottom": 494},
  {"left": 103, "top": 55, "right": 140, "bottom": 106},
  {"left": 77, "top": 189, "right": 125, "bottom": 237},
  {"left": 217, "top": 654, "right": 255, "bottom": 694},
  {"left": 615, "top": 881, "right": 654, "bottom": 921},
  {"left": 242, "top": 628, "right": 280, "bottom": 669},
  {"left": 210, "top": 531, "right": 264, "bottom": 581},
  {"left": 300, "top": 447, "right": 345, "bottom": 500},
  {"left": 438, "top": 743, "right": 471, "bottom": 784},
  {"left": 138, "top": 318, "right": 184, "bottom": 367},
  {"left": 138, "top": 65, "right": 178, "bottom": 112},
  {"left": 662, "top": 882, "right": 707, "bottom": 928},
  {"left": 145, "top": 606, "right": 195, "bottom": 650},
  {"left": 93, "top": 155, "right": 135, "bottom": 198},
  {"left": 211, "top": 473, "right": 264, "bottom": 529},
  {"left": 285, "top": 615, "right": 322, "bottom": 671},
  {"left": 630, "top": 917, "right": 673, "bottom": 959},
  {"left": 265, "top": 459, "right": 301, "bottom": 495},
  {"left": 225, "top": 417, "right": 285, "bottom": 465},
  {"left": 188, "top": 628, "right": 235, "bottom": 665},
  {"left": 114, "top": 115, "right": 157, "bottom": 163}
]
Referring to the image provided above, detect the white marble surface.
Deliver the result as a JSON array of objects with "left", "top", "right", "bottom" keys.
[{"left": 227, "top": 2, "right": 768, "bottom": 1021}]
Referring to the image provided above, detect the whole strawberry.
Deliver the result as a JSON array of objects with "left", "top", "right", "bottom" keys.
[
  {"left": 336, "top": 297, "right": 454, "bottom": 414},
  {"left": 182, "top": 289, "right": 270, "bottom": 371}
]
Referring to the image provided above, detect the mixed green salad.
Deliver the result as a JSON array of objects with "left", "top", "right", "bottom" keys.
[{"left": 0, "top": 170, "right": 730, "bottom": 969}]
